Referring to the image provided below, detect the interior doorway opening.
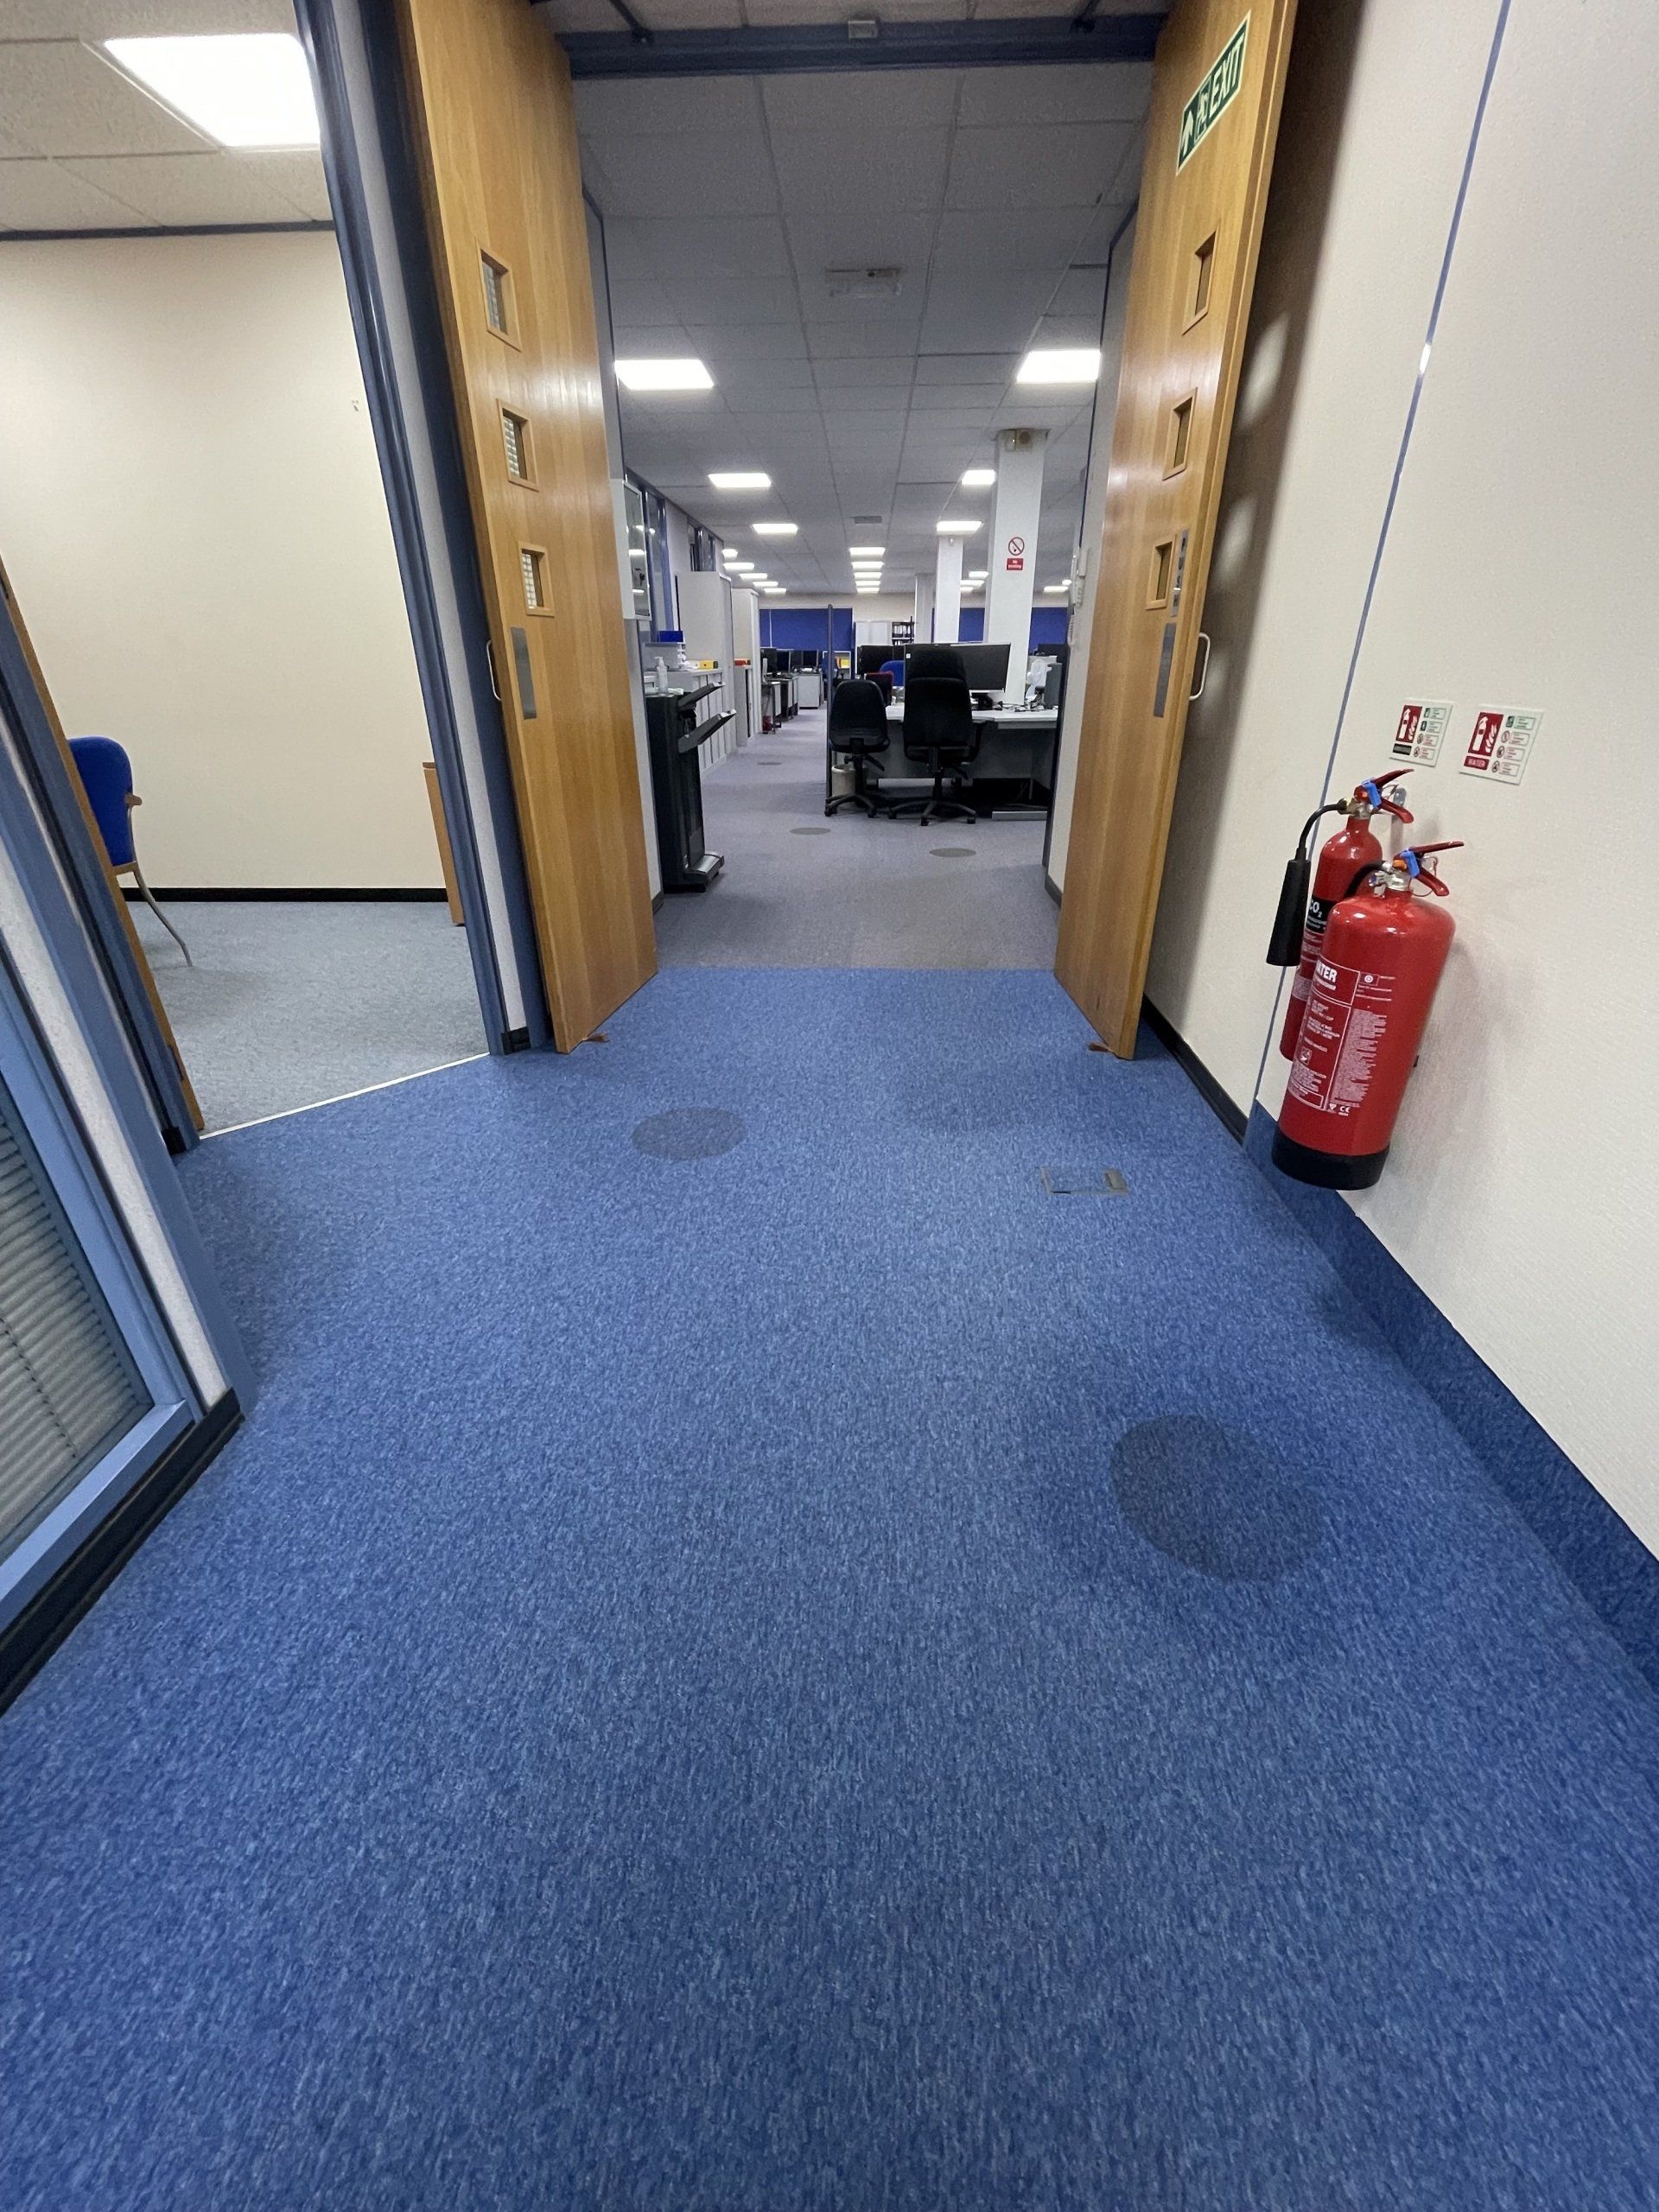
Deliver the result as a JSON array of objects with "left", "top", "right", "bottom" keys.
[{"left": 0, "top": 223, "right": 486, "bottom": 1135}]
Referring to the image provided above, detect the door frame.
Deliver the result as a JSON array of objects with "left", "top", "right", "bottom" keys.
[
  {"left": 295, "top": 0, "right": 552, "bottom": 1052},
  {"left": 0, "top": 584, "right": 201, "bottom": 1154}
]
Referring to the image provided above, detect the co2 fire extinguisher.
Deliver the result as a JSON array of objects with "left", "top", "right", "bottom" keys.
[
  {"left": 1272, "top": 842, "right": 1464, "bottom": 1191},
  {"left": 1265, "top": 772, "right": 1414, "bottom": 1058}
]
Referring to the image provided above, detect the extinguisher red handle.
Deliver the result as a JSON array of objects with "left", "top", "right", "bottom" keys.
[
  {"left": 1360, "top": 769, "right": 1414, "bottom": 825},
  {"left": 1402, "top": 840, "right": 1464, "bottom": 894}
]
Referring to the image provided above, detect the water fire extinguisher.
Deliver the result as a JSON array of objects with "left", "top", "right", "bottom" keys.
[
  {"left": 1272, "top": 842, "right": 1464, "bottom": 1190},
  {"left": 1265, "top": 771, "right": 1414, "bottom": 1059}
]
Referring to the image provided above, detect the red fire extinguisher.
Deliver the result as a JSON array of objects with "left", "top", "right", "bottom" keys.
[
  {"left": 1268, "top": 771, "right": 1414, "bottom": 1059},
  {"left": 1272, "top": 842, "right": 1464, "bottom": 1190}
]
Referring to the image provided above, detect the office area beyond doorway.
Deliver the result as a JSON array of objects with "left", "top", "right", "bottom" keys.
[
  {"left": 655, "top": 700, "right": 1059, "bottom": 967},
  {"left": 0, "top": 52, "right": 485, "bottom": 1133}
]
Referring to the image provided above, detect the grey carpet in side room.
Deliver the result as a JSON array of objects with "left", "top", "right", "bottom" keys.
[
  {"left": 133, "top": 898, "right": 486, "bottom": 1134},
  {"left": 652, "top": 703, "right": 1059, "bottom": 969}
]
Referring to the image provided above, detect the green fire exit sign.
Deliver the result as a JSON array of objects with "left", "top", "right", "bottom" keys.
[{"left": 1178, "top": 17, "right": 1249, "bottom": 170}]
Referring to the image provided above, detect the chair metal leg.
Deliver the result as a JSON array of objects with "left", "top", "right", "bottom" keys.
[{"left": 129, "top": 859, "right": 192, "bottom": 965}]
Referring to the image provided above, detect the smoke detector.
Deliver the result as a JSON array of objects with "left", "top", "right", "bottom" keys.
[{"left": 825, "top": 265, "right": 902, "bottom": 301}]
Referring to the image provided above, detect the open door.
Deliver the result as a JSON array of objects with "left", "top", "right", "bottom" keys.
[
  {"left": 1057, "top": 0, "right": 1298, "bottom": 1056},
  {"left": 393, "top": 0, "right": 656, "bottom": 1049},
  {"left": 0, "top": 563, "right": 201, "bottom": 1147}
]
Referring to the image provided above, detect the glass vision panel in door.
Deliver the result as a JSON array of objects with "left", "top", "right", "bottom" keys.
[{"left": 0, "top": 1072, "right": 149, "bottom": 1565}]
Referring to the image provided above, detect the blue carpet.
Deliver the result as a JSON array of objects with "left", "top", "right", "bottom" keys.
[{"left": 3, "top": 968, "right": 1657, "bottom": 2210}]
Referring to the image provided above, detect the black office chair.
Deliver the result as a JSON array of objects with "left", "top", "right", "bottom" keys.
[
  {"left": 893, "top": 675, "right": 980, "bottom": 824},
  {"left": 825, "top": 677, "right": 892, "bottom": 817}
]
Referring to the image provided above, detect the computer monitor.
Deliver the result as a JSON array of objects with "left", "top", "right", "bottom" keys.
[{"left": 905, "top": 641, "right": 1012, "bottom": 695}]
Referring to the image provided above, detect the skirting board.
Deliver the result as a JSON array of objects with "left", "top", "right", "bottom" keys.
[
  {"left": 127, "top": 887, "right": 448, "bottom": 902},
  {"left": 1245, "top": 1103, "right": 1659, "bottom": 1694}
]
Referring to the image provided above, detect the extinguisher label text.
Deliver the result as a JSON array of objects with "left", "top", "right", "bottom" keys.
[{"left": 1287, "top": 957, "right": 1394, "bottom": 1117}]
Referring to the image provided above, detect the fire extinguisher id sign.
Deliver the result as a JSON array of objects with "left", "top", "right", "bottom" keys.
[
  {"left": 1461, "top": 705, "right": 1543, "bottom": 784},
  {"left": 1390, "top": 698, "right": 1452, "bottom": 766}
]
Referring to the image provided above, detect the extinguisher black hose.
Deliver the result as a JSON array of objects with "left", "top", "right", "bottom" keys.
[{"left": 1296, "top": 804, "right": 1342, "bottom": 858}]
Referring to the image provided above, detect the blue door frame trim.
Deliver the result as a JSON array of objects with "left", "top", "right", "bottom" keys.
[
  {"left": 0, "top": 582, "right": 199, "bottom": 1154},
  {"left": 556, "top": 15, "right": 1164, "bottom": 78},
  {"left": 294, "top": 0, "right": 551, "bottom": 1052}
]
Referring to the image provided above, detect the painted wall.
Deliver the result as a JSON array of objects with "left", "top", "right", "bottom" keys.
[
  {"left": 0, "top": 232, "right": 440, "bottom": 889},
  {"left": 1147, "top": 0, "right": 1659, "bottom": 1545}
]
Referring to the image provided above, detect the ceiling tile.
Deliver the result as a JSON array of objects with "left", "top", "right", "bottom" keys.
[
  {"left": 633, "top": 215, "right": 791, "bottom": 279},
  {"left": 760, "top": 64, "right": 962, "bottom": 132},
  {"left": 253, "top": 148, "right": 330, "bottom": 219},
  {"left": 60, "top": 150, "right": 302, "bottom": 225},
  {"left": 572, "top": 74, "right": 760, "bottom": 137},
  {"left": 0, "top": 40, "right": 212, "bottom": 156},
  {"left": 770, "top": 126, "right": 949, "bottom": 215},
  {"left": 1071, "top": 194, "right": 1137, "bottom": 262},
  {"left": 582, "top": 130, "right": 778, "bottom": 220},
  {"left": 686, "top": 321, "right": 809, "bottom": 363},
  {"left": 0, "top": 155, "right": 144, "bottom": 226},
  {"left": 626, "top": 0, "right": 742, "bottom": 25},
  {"left": 804, "top": 320, "right": 922, "bottom": 359},
  {"left": 612, "top": 323, "right": 695, "bottom": 356},
  {"left": 662, "top": 273, "right": 798, "bottom": 326},
  {"left": 930, "top": 206, "right": 1096, "bottom": 274},
  {"left": 954, "top": 60, "right": 1153, "bottom": 127},
  {"left": 914, "top": 351, "right": 1012, "bottom": 384},
  {"left": 812, "top": 357, "right": 916, "bottom": 390},
  {"left": 904, "top": 383, "right": 1006, "bottom": 412},
  {"left": 945, "top": 120, "right": 1136, "bottom": 212},
  {"left": 537, "top": 0, "right": 626, "bottom": 29}
]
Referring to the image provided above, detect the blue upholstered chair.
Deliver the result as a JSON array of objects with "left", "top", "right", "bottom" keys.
[
  {"left": 68, "top": 736, "right": 192, "bottom": 966},
  {"left": 879, "top": 658, "right": 906, "bottom": 692}
]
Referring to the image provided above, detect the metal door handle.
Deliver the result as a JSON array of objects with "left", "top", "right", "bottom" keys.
[
  {"left": 485, "top": 637, "right": 499, "bottom": 701},
  {"left": 1189, "top": 631, "right": 1212, "bottom": 701}
]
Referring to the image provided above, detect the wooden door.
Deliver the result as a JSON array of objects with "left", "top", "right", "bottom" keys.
[
  {"left": 395, "top": 0, "right": 656, "bottom": 1047},
  {"left": 1056, "top": 0, "right": 1298, "bottom": 1055}
]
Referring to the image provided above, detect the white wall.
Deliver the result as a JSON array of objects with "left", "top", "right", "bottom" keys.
[
  {"left": 1147, "top": 0, "right": 1659, "bottom": 1543},
  {"left": 0, "top": 232, "right": 439, "bottom": 889}
]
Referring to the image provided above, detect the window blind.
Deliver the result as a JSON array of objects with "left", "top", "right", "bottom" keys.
[{"left": 0, "top": 1082, "right": 149, "bottom": 1561}]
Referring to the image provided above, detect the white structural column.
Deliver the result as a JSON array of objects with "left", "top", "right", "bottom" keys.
[
  {"left": 933, "top": 533, "right": 965, "bottom": 644},
  {"left": 912, "top": 572, "right": 934, "bottom": 643},
  {"left": 983, "top": 428, "right": 1049, "bottom": 669}
]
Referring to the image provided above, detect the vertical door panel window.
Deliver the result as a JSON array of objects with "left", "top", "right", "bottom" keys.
[
  {"left": 1185, "top": 234, "right": 1217, "bottom": 328},
  {"left": 519, "top": 545, "right": 550, "bottom": 614},
  {"left": 480, "top": 251, "right": 518, "bottom": 345},
  {"left": 500, "top": 407, "right": 534, "bottom": 484},
  {"left": 1165, "top": 393, "right": 1196, "bottom": 476},
  {"left": 0, "top": 1075, "right": 149, "bottom": 1567}
]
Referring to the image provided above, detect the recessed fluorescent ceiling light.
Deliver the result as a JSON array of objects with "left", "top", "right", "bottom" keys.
[
  {"left": 762, "top": 586, "right": 785, "bottom": 594},
  {"left": 1043, "top": 582, "right": 1070, "bottom": 593},
  {"left": 725, "top": 560, "right": 756, "bottom": 572},
  {"left": 103, "top": 34, "right": 319, "bottom": 148},
  {"left": 936, "top": 519, "right": 982, "bottom": 533},
  {"left": 752, "top": 522, "right": 797, "bottom": 536},
  {"left": 613, "top": 358, "right": 713, "bottom": 391},
  {"left": 709, "top": 471, "right": 771, "bottom": 490},
  {"left": 960, "top": 467, "right": 997, "bottom": 487},
  {"left": 848, "top": 544, "right": 884, "bottom": 557},
  {"left": 1016, "top": 347, "right": 1103, "bottom": 385}
]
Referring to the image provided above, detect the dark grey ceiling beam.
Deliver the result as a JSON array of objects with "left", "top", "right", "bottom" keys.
[{"left": 550, "top": 14, "right": 1163, "bottom": 79}]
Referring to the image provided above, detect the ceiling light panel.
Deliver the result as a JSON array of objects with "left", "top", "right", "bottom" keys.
[
  {"left": 1016, "top": 348, "right": 1103, "bottom": 385},
  {"left": 103, "top": 34, "right": 319, "bottom": 149},
  {"left": 848, "top": 545, "right": 885, "bottom": 557},
  {"left": 614, "top": 358, "right": 714, "bottom": 391},
  {"left": 960, "top": 468, "right": 997, "bottom": 487},
  {"left": 936, "top": 519, "right": 982, "bottom": 533},
  {"left": 709, "top": 471, "right": 771, "bottom": 490},
  {"left": 752, "top": 522, "right": 798, "bottom": 537}
]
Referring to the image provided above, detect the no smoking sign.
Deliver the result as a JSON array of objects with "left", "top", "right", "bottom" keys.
[{"left": 1006, "top": 534, "right": 1026, "bottom": 572}]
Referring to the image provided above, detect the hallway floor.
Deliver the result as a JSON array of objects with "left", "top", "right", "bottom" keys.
[
  {"left": 654, "top": 705, "right": 1059, "bottom": 969},
  {"left": 3, "top": 968, "right": 1658, "bottom": 2209}
]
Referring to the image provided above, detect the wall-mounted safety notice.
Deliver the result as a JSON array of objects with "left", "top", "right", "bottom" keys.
[
  {"left": 1460, "top": 706, "right": 1541, "bottom": 785},
  {"left": 1389, "top": 698, "right": 1452, "bottom": 766}
]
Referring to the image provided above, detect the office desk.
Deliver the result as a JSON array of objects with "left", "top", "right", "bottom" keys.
[{"left": 877, "top": 703, "right": 1059, "bottom": 814}]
